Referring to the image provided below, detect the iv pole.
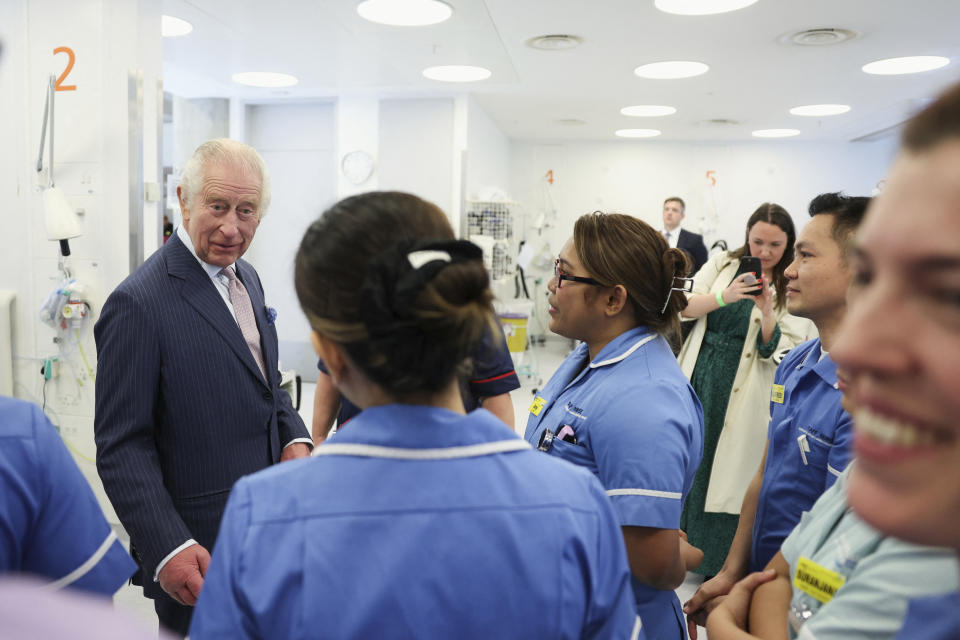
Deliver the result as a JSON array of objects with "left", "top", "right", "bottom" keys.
[{"left": 36, "top": 74, "right": 82, "bottom": 275}]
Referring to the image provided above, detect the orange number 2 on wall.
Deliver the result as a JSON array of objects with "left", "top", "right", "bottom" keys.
[{"left": 53, "top": 47, "right": 77, "bottom": 91}]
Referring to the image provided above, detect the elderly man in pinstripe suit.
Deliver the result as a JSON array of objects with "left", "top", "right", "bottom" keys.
[{"left": 94, "top": 139, "right": 311, "bottom": 636}]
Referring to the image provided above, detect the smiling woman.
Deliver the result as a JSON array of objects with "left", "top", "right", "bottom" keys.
[{"left": 834, "top": 81, "right": 960, "bottom": 561}]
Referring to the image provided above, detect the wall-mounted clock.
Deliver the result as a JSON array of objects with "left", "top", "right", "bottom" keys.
[{"left": 341, "top": 150, "right": 375, "bottom": 185}]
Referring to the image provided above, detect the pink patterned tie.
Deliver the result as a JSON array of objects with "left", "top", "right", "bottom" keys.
[{"left": 220, "top": 267, "right": 267, "bottom": 381}]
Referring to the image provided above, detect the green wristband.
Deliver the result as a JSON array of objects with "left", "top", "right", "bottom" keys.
[{"left": 716, "top": 289, "right": 727, "bottom": 307}]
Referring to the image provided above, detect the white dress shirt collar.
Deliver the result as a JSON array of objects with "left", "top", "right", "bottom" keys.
[
  {"left": 176, "top": 224, "right": 236, "bottom": 279},
  {"left": 662, "top": 226, "right": 682, "bottom": 249}
]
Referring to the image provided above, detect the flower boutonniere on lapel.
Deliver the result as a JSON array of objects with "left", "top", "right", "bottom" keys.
[{"left": 265, "top": 306, "right": 277, "bottom": 325}]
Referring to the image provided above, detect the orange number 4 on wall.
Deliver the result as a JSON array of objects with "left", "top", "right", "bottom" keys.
[{"left": 54, "top": 47, "right": 77, "bottom": 91}]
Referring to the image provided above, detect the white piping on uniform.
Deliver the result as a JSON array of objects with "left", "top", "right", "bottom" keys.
[
  {"left": 590, "top": 335, "right": 657, "bottom": 368},
  {"left": 43, "top": 530, "right": 118, "bottom": 590},
  {"left": 312, "top": 439, "right": 531, "bottom": 460},
  {"left": 607, "top": 488, "right": 682, "bottom": 500},
  {"left": 827, "top": 464, "right": 843, "bottom": 478},
  {"left": 630, "top": 616, "right": 643, "bottom": 639}
]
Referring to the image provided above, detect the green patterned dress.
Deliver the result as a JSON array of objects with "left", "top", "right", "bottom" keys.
[{"left": 680, "top": 298, "right": 781, "bottom": 577}]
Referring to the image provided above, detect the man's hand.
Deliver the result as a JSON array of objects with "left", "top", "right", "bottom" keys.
[
  {"left": 158, "top": 545, "right": 211, "bottom": 606},
  {"left": 706, "top": 570, "right": 777, "bottom": 638},
  {"left": 684, "top": 571, "right": 738, "bottom": 639},
  {"left": 281, "top": 442, "right": 311, "bottom": 462}
]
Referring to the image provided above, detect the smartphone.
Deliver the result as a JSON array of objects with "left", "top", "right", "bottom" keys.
[{"left": 731, "top": 256, "right": 763, "bottom": 295}]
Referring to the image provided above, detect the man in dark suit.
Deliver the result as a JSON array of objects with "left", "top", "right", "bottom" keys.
[
  {"left": 662, "top": 196, "right": 708, "bottom": 276},
  {"left": 94, "top": 139, "right": 311, "bottom": 636}
]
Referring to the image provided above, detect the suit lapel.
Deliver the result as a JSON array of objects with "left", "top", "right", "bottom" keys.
[{"left": 164, "top": 234, "right": 269, "bottom": 387}]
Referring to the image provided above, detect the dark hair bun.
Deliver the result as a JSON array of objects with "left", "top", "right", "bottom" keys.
[
  {"left": 350, "top": 240, "right": 494, "bottom": 394},
  {"left": 294, "top": 191, "right": 496, "bottom": 397}
]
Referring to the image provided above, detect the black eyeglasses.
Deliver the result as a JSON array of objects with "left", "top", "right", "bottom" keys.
[{"left": 554, "top": 259, "right": 603, "bottom": 288}]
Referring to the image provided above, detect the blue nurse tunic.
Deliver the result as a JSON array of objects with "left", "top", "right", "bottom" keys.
[
  {"left": 192, "top": 405, "right": 643, "bottom": 639},
  {"left": 0, "top": 396, "right": 136, "bottom": 594},
  {"left": 524, "top": 326, "right": 704, "bottom": 640},
  {"left": 895, "top": 592, "right": 960, "bottom": 640},
  {"left": 751, "top": 338, "right": 854, "bottom": 573}
]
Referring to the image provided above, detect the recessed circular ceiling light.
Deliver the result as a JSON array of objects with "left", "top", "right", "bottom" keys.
[
  {"left": 232, "top": 72, "right": 299, "bottom": 88},
  {"left": 526, "top": 35, "right": 583, "bottom": 51},
  {"left": 620, "top": 105, "right": 677, "bottom": 117},
  {"left": 615, "top": 128, "right": 662, "bottom": 138},
  {"left": 789, "top": 104, "right": 851, "bottom": 116},
  {"left": 752, "top": 128, "right": 800, "bottom": 138},
  {"left": 862, "top": 56, "right": 949, "bottom": 75},
  {"left": 356, "top": 0, "right": 452, "bottom": 26},
  {"left": 161, "top": 15, "right": 193, "bottom": 37},
  {"left": 422, "top": 65, "right": 491, "bottom": 82},
  {"left": 654, "top": 0, "right": 758, "bottom": 16},
  {"left": 634, "top": 61, "right": 709, "bottom": 79}
]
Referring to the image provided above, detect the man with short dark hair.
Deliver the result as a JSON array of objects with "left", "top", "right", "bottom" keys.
[
  {"left": 662, "top": 197, "right": 708, "bottom": 276},
  {"left": 683, "top": 192, "right": 870, "bottom": 638}
]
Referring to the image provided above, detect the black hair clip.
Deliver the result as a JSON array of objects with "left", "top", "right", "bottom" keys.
[{"left": 660, "top": 277, "right": 694, "bottom": 315}]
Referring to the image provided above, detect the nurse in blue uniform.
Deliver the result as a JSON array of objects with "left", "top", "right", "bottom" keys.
[
  {"left": 0, "top": 395, "right": 136, "bottom": 595},
  {"left": 525, "top": 212, "right": 705, "bottom": 640},
  {"left": 749, "top": 338, "right": 852, "bottom": 573},
  {"left": 191, "top": 192, "right": 642, "bottom": 639}
]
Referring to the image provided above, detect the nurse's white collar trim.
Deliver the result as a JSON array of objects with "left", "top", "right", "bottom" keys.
[
  {"left": 607, "top": 488, "right": 682, "bottom": 500},
  {"left": 631, "top": 616, "right": 643, "bottom": 639},
  {"left": 312, "top": 439, "right": 530, "bottom": 460},
  {"left": 42, "top": 530, "right": 118, "bottom": 590},
  {"left": 827, "top": 464, "right": 843, "bottom": 478},
  {"left": 589, "top": 334, "right": 657, "bottom": 368}
]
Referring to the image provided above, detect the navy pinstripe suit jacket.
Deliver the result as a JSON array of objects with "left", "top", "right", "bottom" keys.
[{"left": 93, "top": 233, "right": 309, "bottom": 598}]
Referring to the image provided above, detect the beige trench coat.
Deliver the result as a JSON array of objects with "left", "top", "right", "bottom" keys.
[{"left": 678, "top": 252, "right": 816, "bottom": 514}]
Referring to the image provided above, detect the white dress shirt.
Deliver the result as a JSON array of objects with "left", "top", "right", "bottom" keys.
[{"left": 662, "top": 226, "right": 682, "bottom": 249}]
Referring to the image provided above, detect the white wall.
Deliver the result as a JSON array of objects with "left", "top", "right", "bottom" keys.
[
  {"left": 0, "top": 0, "right": 162, "bottom": 519},
  {"left": 378, "top": 98, "right": 454, "bottom": 218},
  {"left": 244, "top": 102, "right": 338, "bottom": 378},
  {"left": 512, "top": 137, "right": 897, "bottom": 248},
  {"left": 465, "top": 95, "right": 512, "bottom": 200},
  {"left": 510, "top": 137, "right": 899, "bottom": 324}
]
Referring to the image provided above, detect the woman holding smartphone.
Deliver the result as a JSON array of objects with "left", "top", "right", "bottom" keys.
[{"left": 677, "top": 203, "right": 811, "bottom": 577}]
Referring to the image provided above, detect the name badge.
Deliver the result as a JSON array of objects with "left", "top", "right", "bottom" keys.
[
  {"left": 771, "top": 383, "right": 785, "bottom": 404},
  {"left": 529, "top": 396, "right": 547, "bottom": 416},
  {"left": 793, "top": 556, "right": 845, "bottom": 604}
]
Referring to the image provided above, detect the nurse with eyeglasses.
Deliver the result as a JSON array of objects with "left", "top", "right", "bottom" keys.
[{"left": 527, "top": 212, "right": 705, "bottom": 640}]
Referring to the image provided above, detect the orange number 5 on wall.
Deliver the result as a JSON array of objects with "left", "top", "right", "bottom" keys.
[{"left": 54, "top": 47, "right": 77, "bottom": 91}]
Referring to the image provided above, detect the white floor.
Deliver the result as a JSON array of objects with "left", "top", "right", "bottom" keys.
[{"left": 112, "top": 336, "right": 709, "bottom": 638}]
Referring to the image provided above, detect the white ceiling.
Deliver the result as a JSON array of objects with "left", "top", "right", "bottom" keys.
[{"left": 161, "top": 0, "right": 960, "bottom": 142}]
